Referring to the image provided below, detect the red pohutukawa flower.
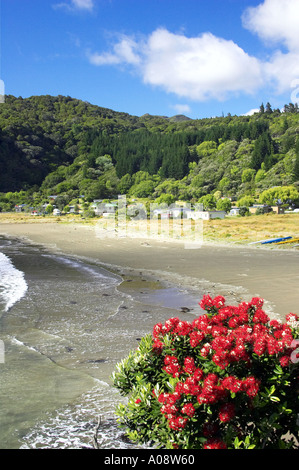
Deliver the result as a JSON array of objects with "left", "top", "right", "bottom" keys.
[
  {"left": 150, "top": 295, "right": 298, "bottom": 448},
  {"left": 203, "top": 438, "right": 227, "bottom": 449},
  {"left": 218, "top": 402, "right": 235, "bottom": 422}
]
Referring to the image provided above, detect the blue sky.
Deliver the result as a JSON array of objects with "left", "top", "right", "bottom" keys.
[{"left": 1, "top": 0, "right": 299, "bottom": 119}]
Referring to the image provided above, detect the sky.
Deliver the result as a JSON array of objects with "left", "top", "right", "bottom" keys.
[{"left": 1, "top": 0, "right": 299, "bottom": 119}]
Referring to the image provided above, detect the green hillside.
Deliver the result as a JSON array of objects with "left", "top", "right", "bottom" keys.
[{"left": 0, "top": 95, "right": 299, "bottom": 211}]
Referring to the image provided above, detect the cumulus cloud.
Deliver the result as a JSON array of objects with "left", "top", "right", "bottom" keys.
[
  {"left": 143, "top": 29, "right": 263, "bottom": 101},
  {"left": 242, "top": 0, "right": 299, "bottom": 51},
  {"left": 265, "top": 50, "right": 299, "bottom": 94},
  {"left": 87, "top": 0, "right": 299, "bottom": 102},
  {"left": 243, "top": 0, "right": 299, "bottom": 94},
  {"left": 88, "top": 28, "right": 263, "bottom": 102}
]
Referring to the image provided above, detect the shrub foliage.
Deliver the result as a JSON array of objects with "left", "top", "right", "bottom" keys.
[{"left": 112, "top": 295, "right": 299, "bottom": 449}]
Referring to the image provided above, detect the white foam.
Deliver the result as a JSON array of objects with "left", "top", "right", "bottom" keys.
[
  {"left": 0, "top": 252, "right": 28, "bottom": 312},
  {"left": 42, "top": 254, "right": 118, "bottom": 284}
]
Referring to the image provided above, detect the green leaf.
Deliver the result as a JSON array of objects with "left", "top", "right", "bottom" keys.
[{"left": 270, "top": 396, "right": 280, "bottom": 402}]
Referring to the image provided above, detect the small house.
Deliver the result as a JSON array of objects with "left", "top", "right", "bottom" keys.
[
  {"left": 15, "top": 204, "right": 26, "bottom": 213},
  {"left": 249, "top": 204, "right": 272, "bottom": 214},
  {"left": 229, "top": 208, "right": 240, "bottom": 216},
  {"left": 186, "top": 210, "right": 226, "bottom": 220},
  {"left": 271, "top": 206, "right": 285, "bottom": 214}
]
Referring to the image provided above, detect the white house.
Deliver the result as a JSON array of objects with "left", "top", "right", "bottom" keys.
[
  {"left": 53, "top": 208, "right": 61, "bottom": 216},
  {"left": 229, "top": 208, "right": 240, "bottom": 216},
  {"left": 186, "top": 210, "right": 226, "bottom": 220}
]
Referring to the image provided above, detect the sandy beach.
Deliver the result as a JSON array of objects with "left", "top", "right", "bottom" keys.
[{"left": 0, "top": 220, "right": 298, "bottom": 321}]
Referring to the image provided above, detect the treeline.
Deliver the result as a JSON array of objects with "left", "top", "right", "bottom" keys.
[
  {"left": 0, "top": 95, "right": 299, "bottom": 211},
  {"left": 83, "top": 120, "right": 270, "bottom": 179}
]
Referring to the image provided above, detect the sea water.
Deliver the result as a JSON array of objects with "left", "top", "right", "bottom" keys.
[{"left": 0, "top": 236, "right": 202, "bottom": 449}]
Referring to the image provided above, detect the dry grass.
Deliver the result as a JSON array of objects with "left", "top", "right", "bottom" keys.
[{"left": 202, "top": 213, "right": 299, "bottom": 244}]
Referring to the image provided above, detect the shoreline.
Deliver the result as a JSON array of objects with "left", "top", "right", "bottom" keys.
[{"left": 0, "top": 221, "right": 299, "bottom": 321}]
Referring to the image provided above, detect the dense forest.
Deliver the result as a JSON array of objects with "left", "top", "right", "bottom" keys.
[{"left": 0, "top": 94, "right": 299, "bottom": 212}]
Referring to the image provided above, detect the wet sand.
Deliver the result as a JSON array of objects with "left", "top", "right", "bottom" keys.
[{"left": 0, "top": 222, "right": 298, "bottom": 320}]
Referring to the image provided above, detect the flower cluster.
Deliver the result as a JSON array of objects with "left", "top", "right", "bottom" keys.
[
  {"left": 153, "top": 295, "right": 298, "bottom": 371},
  {"left": 151, "top": 295, "right": 299, "bottom": 447},
  {"left": 113, "top": 294, "right": 299, "bottom": 450}
]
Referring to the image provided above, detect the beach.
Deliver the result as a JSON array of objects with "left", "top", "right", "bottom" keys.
[
  {"left": 0, "top": 218, "right": 299, "bottom": 448},
  {"left": 0, "top": 219, "right": 298, "bottom": 320}
]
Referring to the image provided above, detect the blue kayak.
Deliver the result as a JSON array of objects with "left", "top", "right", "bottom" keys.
[{"left": 261, "top": 236, "right": 292, "bottom": 245}]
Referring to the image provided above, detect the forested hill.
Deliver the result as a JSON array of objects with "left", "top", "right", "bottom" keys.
[{"left": 0, "top": 94, "right": 299, "bottom": 209}]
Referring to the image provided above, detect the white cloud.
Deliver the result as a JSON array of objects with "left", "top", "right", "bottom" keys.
[
  {"left": 243, "top": 108, "right": 260, "bottom": 116},
  {"left": 87, "top": 1, "right": 299, "bottom": 103},
  {"left": 88, "top": 36, "right": 141, "bottom": 66},
  {"left": 265, "top": 50, "right": 299, "bottom": 94},
  {"left": 243, "top": 0, "right": 299, "bottom": 94},
  {"left": 143, "top": 29, "right": 263, "bottom": 101},
  {"left": 72, "top": 0, "right": 94, "bottom": 10},
  {"left": 242, "top": 0, "right": 299, "bottom": 51},
  {"left": 88, "top": 28, "right": 263, "bottom": 102},
  {"left": 54, "top": 0, "right": 94, "bottom": 12},
  {"left": 171, "top": 104, "right": 192, "bottom": 115}
]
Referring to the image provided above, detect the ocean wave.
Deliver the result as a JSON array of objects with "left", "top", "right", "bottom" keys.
[{"left": 0, "top": 252, "right": 28, "bottom": 312}]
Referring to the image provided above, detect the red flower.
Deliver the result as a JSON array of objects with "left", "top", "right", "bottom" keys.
[
  {"left": 200, "top": 343, "right": 211, "bottom": 357},
  {"left": 168, "top": 416, "right": 188, "bottom": 430},
  {"left": 203, "top": 438, "right": 227, "bottom": 449},
  {"left": 153, "top": 322, "right": 163, "bottom": 338},
  {"left": 152, "top": 339, "right": 163, "bottom": 354},
  {"left": 242, "top": 376, "right": 260, "bottom": 397},
  {"left": 212, "top": 295, "right": 226, "bottom": 309},
  {"left": 199, "top": 294, "right": 213, "bottom": 310},
  {"left": 252, "top": 308, "right": 270, "bottom": 324},
  {"left": 193, "top": 367, "right": 204, "bottom": 382},
  {"left": 218, "top": 402, "right": 235, "bottom": 423},
  {"left": 181, "top": 403, "right": 195, "bottom": 417},
  {"left": 163, "top": 317, "right": 180, "bottom": 334},
  {"left": 253, "top": 335, "right": 267, "bottom": 356},
  {"left": 250, "top": 297, "right": 264, "bottom": 308},
  {"left": 189, "top": 330, "right": 205, "bottom": 347},
  {"left": 135, "top": 398, "right": 141, "bottom": 404},
  {"left": 222, "top": 376, "right": 243, "bottom": 393},
  {"left": 280, "top": 355, "right": 291, "bottom": 367},
  {"left": 183, "top": 356, "right": 196, "bottom": 375},
  {"left": 163, "top": 355, "right": 181, "bottom": 377},
  {"left": 174, "top": 320, "right": 192, "bottom": 336}
]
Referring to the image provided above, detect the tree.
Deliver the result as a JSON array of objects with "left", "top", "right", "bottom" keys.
[
  {"left": 45, "top": 204, "right": 54, "bottom": 214},
  {"left": 251, "top": 132, "right": 273, "bottom": 171},
  {"left": 216, "top": 198, "right": 232, "bottom": 213},
  {"left": 265, "top": 102, "right": 273, "bottom": 114},
  {"left": 54, "top": 195, "right": 70, "bottom": 210},
  {"left": 129, "top": 180, "right": 155, "bottom": 198},
  {"left": 242, "top": 169, "right": 256, "bottom": 184},
  {"left": 259, "top": 186, "right": 299, "bottom": 206},
  {"left": 154, "top": 194, "right": 176, "bottom": 205},
  {"left": 196, "top": 141, "right": 217, "bottom": 158},
  {"left": 199, "top": 194, "right": 216, "bottom": 210},
  {"left": 236, "top": 196, "right": 255, "bottom": 208},
  {"left": 118, "top": 174, "right": 133, "bottom": 194}
]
